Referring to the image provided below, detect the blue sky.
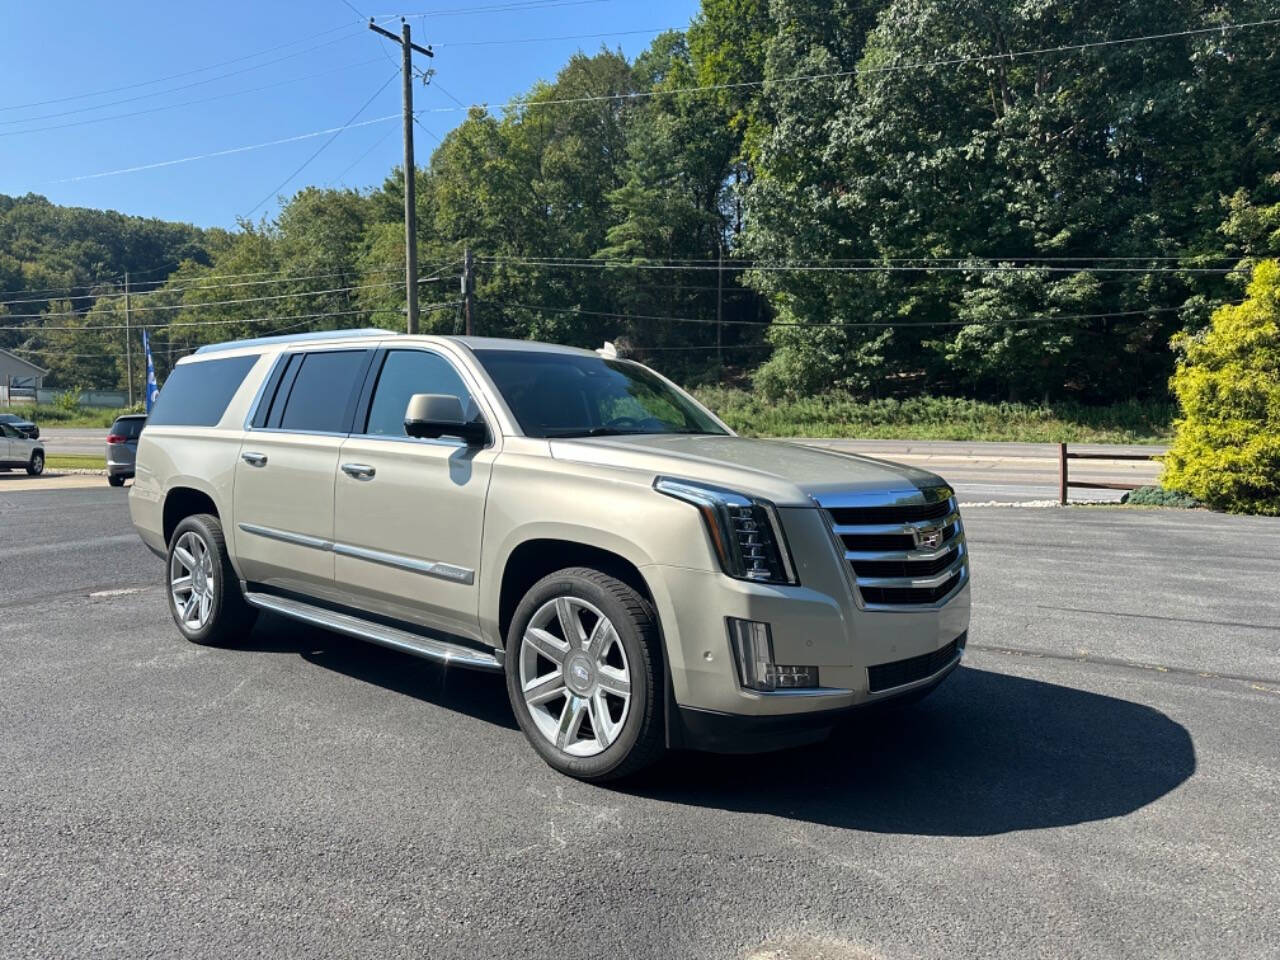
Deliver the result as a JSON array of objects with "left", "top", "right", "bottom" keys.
[{"left": 1, "top": 0, "right": 699, "bottom": 228}]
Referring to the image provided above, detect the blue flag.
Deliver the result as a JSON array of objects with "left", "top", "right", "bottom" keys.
[{"left": 142, "top": 329, "right": 160, "bottom": 414}]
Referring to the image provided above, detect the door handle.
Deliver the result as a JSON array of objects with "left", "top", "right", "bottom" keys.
[
  {"left": 341, "top": 462, "right": 376, "bottom": 480},
  {"left": 241, "top": 451, "right": 268, "bottom": 467}
]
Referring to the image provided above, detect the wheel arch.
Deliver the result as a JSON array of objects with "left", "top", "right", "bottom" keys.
[
  {"left": 495, "top": 536, "right": 657, "bottom": 645},
  {"left": 162, "top": 483, "right": 222, "bottom": 545}
]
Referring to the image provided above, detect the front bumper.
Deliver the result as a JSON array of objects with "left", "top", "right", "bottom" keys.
[
  {"left": 672, "top": 634, "right": 965, "bottom": 753},
  {"left": 641, "top": 502, "right": 971, "bottom": 746}
]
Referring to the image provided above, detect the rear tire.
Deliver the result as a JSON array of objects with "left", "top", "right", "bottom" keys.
[
  {"left": 506, "top": 567, "right": 664, "bottom": 782},
  {"left": 166, "top": 513, "right": 257, "bottom": 646},
  {"left": 108, "top": 474, "right": 125, "bottom": 487},
  {"left": 26, "top": 451, "right": 44, "bottom": 476}
]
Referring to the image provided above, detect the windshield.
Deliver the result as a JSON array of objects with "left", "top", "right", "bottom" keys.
[{"left": 472, "top": 349, "right": 727, "bottom": 439}]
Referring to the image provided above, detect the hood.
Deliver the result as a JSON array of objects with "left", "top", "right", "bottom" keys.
[{"left": 548, "top": 433, "right": 947, "bottom": 506}]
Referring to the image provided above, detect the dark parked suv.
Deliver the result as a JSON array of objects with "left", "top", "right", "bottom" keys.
[{"left": 0, "top": 413, "right": 39, "bottom": 439}]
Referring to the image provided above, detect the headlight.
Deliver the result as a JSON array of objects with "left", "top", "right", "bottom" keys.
[{"left": 655, "top": 477, "right": 798, "bottom": 585}]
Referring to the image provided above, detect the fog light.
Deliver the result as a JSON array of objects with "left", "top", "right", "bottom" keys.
[{"left": 727, "top": 618, "right": 819, "bottom": 691}]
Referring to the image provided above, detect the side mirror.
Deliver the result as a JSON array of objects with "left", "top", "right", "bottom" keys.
[{"left": 404, "top": 393, "right": 487, "bottom": 446}]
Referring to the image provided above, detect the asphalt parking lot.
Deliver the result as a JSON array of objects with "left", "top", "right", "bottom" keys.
[{"left": 1, "top": 486, "right": 1277, "bottom": 959}]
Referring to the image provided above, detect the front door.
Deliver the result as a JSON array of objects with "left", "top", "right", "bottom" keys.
[
  {"left": 0, "top": 423, "right": 15, "bottom": 463},
  {"left": 332, "top": 347, "right": 497, "bottom": 643},
  {"left": 232, "top": 347, "right": 372, "bottom": 597}
]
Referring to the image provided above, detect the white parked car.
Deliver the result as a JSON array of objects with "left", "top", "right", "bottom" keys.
[{"left": 0, "top": 421, "right": 44, "bottom": 475}]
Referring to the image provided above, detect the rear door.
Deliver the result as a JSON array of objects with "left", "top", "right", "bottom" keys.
[
  {"left": 331, "top": 346, "right": 498, "bottom": 641},
  {"left": 232, "top": 348, "right": 373, "bottom": 596}
]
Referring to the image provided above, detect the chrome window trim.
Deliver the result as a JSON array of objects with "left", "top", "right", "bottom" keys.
[
  {"left": 355, "top": 345, "right": 494, "bottom": 450},
  {"left": 237, "top": 522, "right": 475, "bottom": 586}
]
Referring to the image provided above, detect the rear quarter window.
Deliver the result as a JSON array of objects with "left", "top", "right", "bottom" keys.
[{"left": 147, "top": 354, "right": 259, "bottom": 427}]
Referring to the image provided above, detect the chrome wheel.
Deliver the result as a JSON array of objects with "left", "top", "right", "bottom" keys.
[
  {"left": 519, "top": 596, "right": 632, "bottom": 757},
  {"left": 170, "top": 530, "right": 215, "bottom": 631}
]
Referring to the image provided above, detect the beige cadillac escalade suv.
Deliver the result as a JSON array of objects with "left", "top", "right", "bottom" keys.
[{"left": 130, "top": 329, "right": 970, "bottom": 781}]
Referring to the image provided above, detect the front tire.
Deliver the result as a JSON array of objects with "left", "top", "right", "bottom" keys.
[
  {"left": 26, "top": 451, "right": 44, "bottom": 476},
  {"left": 166, "top": 513, "right": 257, "bottom": 646},
  {"left": 506, "top": 567, "right": 664, "bottom": 782}
]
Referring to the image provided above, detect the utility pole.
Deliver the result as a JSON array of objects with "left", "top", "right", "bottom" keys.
[
  {"left": 124, "top": 271, "right": 134, "bottom": 406},
  {"left": 715, "top": 246, "right": 723, "bottom": 372},
  {"left": 462, "top": 248, "right": 474, "bottom": 336},
  {"left": 369, "top": 17, "right": 433, "bottom": 333}
]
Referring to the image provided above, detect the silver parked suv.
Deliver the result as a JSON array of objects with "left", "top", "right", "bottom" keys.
[{"left": 130, "top": 330, "right": 970, "bottom": 781}]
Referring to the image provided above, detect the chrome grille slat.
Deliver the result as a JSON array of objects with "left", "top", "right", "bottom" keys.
[
  {"left": 818, "top": 492, "right": 969, "bottom": 609},
  {"left": 831, "top": 510, "right": 962, "bottom": 538},
  {"left": 852, "top": 547, "right": 966, "bottom": 589},
  {"left": 843, "top": 528, "right": 965, "bottom": 562}
]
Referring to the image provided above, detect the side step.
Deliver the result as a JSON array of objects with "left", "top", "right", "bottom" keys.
[{"left": 243, "top": 591, "right": 504, "bottom": 673}]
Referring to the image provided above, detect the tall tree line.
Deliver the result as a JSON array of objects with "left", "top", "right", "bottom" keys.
[{"left": 3, "top": 0, "right": 1277, "bottom": 402}]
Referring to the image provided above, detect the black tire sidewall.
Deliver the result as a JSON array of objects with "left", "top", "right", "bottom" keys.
[
  {"left": 166, "top": 513, "right": 248, "bottom": 646},
  {"left": 27, "top": 452, "right": 43, "bottom": 475},
  {"left": 506, "top": 568, "right": 660, "bottom": 781}
]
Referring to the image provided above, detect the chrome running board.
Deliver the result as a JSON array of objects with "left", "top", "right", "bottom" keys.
[{"left": 243, "top": 591, "right": 504, "bottom": 673}]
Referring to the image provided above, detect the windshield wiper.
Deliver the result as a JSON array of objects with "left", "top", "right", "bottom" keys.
[{"left": 552, "top": 427, "right": 646, "bottom": 438}]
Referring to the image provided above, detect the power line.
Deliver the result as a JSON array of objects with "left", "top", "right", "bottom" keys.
[
  {"left": 7, "top": 300, "right": 462, "bottom": 347},
  {"left": 2, "top": 280, "right": 404, "bottom": 322},
  {"left": 433, "top": 27, "right": 670, "bottom": 48},
  {"left": 0, "top": 21, "right": 369, "bottom": 113},
  {"left": 478, "top": 256, "right": 1241, "bottom": 274},
  {"left": 242, "top": 69, "right": 400, "bottom": 218},
  {"left": 327, "top": 126, "right": 399, "bottom": 185},
  {"left": 0, "top": 28, "right": 379, "bottom": 125},
  {"left": 0, "top": 57, "right": 388, "bottom": 138},
  {"left": 391, "top": 0, "right": 612, "bottom": 17},
  {"left": 0, "top": 259, "right": 457, "bottom": 306},
  {"left": 483, "top": 298, "right": 1227, "bottom": 329},
  {"left": 4, "top": 270, "right": 456, "bottom": 325},
  {"left": 47, "top": 114, "right": 401, "bottom": 184}
]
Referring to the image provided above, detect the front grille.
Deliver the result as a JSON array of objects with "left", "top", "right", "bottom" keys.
[
  {"left": 820, "top": 491, "right": 968, "bottom": 608},
  {"left": 867, "top": 635, "right": 963, "bottom": 692}
]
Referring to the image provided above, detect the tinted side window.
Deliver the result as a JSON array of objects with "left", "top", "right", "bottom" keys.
[
  {"left": 278, "top": 350, "right": 368, "bottom": 433},
  {"left": 148, "top": 355, "right": 259, "bottom": 427},
  {"left": 1, "top": 424, "right": 17, "bottom": 438},
  {"left": 363, "top": 350, "right": 474, "bottom": 437}
]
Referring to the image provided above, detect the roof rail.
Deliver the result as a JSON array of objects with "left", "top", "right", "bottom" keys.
[{"left": 194, "top": 328, "right": 394, "bottom": 355}]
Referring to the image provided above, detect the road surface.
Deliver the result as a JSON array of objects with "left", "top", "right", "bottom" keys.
[{"left": 1, "top": 485, "right": 1275, "bottom": 959}]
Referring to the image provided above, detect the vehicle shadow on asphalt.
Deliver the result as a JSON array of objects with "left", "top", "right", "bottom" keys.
[
  {"left": 241, "top": 613, "right": 519, "bottom": 731},
  {"left": 633, "top": 666, "right": 1197, "bottom": 836}
]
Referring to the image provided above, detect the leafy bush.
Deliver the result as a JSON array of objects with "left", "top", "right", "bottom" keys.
[
  {"left": 1162, "top": 260, "right": 1280, "bottom": 515},
  {"left": 53, "top": 387, "right": 84, "bottom": 414},
  {"left": 1121, "top": 486, "right": 1200, "bottom": 509}
]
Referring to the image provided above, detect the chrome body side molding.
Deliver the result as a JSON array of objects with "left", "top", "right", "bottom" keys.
[{"left": 237, "top": 522, "right": 475, "bottom": 585}]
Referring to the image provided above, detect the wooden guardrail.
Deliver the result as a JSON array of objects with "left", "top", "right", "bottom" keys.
[{"left": 1058, "top": 442, "right": 1162, "bottom": 505}]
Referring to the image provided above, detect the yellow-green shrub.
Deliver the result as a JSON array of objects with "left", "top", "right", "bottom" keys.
[{"left": 1162, "top": 260, "right": 1280, "bottom": 515}]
